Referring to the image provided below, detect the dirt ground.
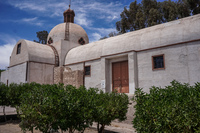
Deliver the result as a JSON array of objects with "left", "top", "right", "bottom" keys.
[
  {"left": 0, "top": 120, "right": 135, "bottom": 133},
  {"left": 0, "top": 122, "right": 118, "bottom": 133},
  {"left": 0, "top": 122, "right": 97, "bottom": 133}
]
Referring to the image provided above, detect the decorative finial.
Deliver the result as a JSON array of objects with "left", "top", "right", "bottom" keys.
[
  {"left": 69, "top": 0, "right": 71, "bottom": 8},
  {"left": 63, "top": 0, "right": 75, "bottom": 23}
]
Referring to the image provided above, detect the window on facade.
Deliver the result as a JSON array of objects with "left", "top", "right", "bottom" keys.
[
  {"left": 84, "top": 66, "right": 91, "bottom": 76},
  {"left": 78, "top": 37, "right": 85, "bottom": 45},
  {"left": 152, "top": 54, "right": 165, "bottom": 70},
  {"left": 16, "top": 43, "right": 21, "bottom": 54}
]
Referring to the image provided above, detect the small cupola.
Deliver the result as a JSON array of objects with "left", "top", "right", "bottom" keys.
[{"left": 63, "top": 5, "right": 75, "bottom": 23}]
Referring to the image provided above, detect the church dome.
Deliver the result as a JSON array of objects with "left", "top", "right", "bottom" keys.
[{"left": 47, "top": 23, "right": 89, "bottom": 45}]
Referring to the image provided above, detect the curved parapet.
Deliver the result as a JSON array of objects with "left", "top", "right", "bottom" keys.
[
  {"left": 65, "top": 14, "right": 200, "bottom": 65},
  {"left": 10, "top": 40, "right": 55, "bottom": 67}
]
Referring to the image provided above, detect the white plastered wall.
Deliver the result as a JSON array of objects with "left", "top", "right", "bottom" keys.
[
  {"left": 1, "top": 70, "right": 9, "bottom": 84},
  {"left": 66, "top": 53, "right": 138, "bottom": 94},
  {"left": 137, "top": 41, "right": 200, "bottom": 92},
  {"left": 84, "top": 59, "right": 102, "bottom": 89},
  {"left": 1, "top": 63, "right": 27, "bottom": 85}
]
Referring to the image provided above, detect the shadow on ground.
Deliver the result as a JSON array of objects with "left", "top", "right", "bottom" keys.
[{"left": 0, "top": 114, "right": 20, "bottom": 123}]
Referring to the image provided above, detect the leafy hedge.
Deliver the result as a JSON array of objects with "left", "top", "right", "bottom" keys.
[
  {"left": 0, "top": 82, "right": 129, "bottom": 133},
  {"left": 133, "top": 80, "right": 200, "bottom": 133}
]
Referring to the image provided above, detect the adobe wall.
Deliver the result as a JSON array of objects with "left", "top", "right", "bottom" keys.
[
  {"left": 10, "top": 40, "right": 28, "bottom": 67},
  {"left": 29, "top": 62, "right": 54, "bottom": 84}
]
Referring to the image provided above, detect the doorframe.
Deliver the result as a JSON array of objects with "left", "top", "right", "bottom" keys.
[
  {"left": 112, "top": 60, "right": 129, "bottom": 93},
  {"left": 107, "top": 55, "right": 128, "bottom": 93},
  {"left": 104, "top": 52, "right": 138, "bottom": 94}
]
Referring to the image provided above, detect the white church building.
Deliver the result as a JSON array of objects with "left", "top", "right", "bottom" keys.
[{"left": 1, "top": 6, "right": 200, "bottom": 93}]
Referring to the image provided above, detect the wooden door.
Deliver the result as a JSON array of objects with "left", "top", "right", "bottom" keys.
[{"left": 112, "top": 61, "right": 129, "bottom": 93}]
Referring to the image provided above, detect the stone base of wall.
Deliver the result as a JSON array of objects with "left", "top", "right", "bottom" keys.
[
  {"left": 54, "top": 66, "right": 84, "bottom": 88},
  {"left": 63, "top": 68, "right": 83, "bottom": 88},
  {"left": 54, "top": 66, "right": 64, "bottom": 84}
]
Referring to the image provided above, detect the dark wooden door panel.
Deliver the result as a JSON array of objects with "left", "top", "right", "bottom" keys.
[
  {"left": 112, "top": 61, "right": 129, "bottom": 93},
  {"left": 112, "top": 62, "right": 121, "bottom": 80}
]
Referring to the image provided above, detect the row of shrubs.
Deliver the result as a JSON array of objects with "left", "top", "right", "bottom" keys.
[
  {"left": 133, "top": 80, "right": 200, "bottom": 133},
  {"left": 1, "top": 80, "right": 200, "bottom": 133},
  {"left": 0, "top": 82, "right": 129, "bottom": 133}
]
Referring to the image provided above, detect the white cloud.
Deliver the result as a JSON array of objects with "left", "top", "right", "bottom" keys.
[
  {"left": 20, "top": 17, "right": 44, "bottom": 26},
  {"left": 82, "top": 1, "right": 122, "bottom": 22},
  {"left": 0, "top": 34, "right": 20, "bottom": 69},
  {"left": 6, "top": 0, "right": 123, "bottom": 27},
  {"left": 0, "top": 17, "right": 44, "bottom": 26},
  {"left": 3, "top": 17, "right": 44, "bottom": 26},
  {"left": 89, "top": 27, "right": 117, "bottom": 35},
  {"left": 75, "top": 14, "right": 93, "bottom": 27},
  {"left": 7, "top": 0, "right": 66, "bottom": 16},
  {"left": 88, "top": 27, "right": 117, "bottom": 43},
  {"left": 90, "top": 33, "right": 102, "bottom": 42},
  {"left": 4, "top": 0, "right": 124, "bottom": 44},
  {"left": 13, "top": 2, "right": 46, "bottom": 12},
  {"left": 21, "top": 17, "right": 37, "bottom": 22}
]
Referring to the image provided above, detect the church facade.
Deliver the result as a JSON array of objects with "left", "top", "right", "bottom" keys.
[{"left": 1, "top": 6, "right": 200, "bottom": 93}]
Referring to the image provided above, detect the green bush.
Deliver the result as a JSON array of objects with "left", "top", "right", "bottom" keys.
[
  {"left": 0, "top": 82, "right": 9, "bottom": 106},
  {"left": 93, "top": 91, "right": 129, "bottom": 133},
  {"left": 58, "top": 85, "right": 98, "bottom": 133},
  {"left": 0, "top": 82, "right": 9, "bottom": 121},
  {"left": 0, "top": 82, "right": 129, "bottom": 133},
  {"left": 18, "top": 83, "right": 63, "bottom": 133},
  {"left": 133, "top": 80, "right": 200, "bottom": 133}
]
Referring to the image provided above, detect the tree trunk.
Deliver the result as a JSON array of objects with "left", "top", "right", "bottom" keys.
[
  {"left": 99, "top": 125, "right": 105, "bottom": 133},
  {"left": 97, "top": 122, "right": 100, "bottom": 132},
  {"left": 69, "top": 128, "right": 74, "bottom": 133},
  {"left": 3, "top": 106, "right": 7, "bottom": 122}
]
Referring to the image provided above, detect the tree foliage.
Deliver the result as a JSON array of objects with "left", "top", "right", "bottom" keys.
[
  {"left": 0, "top": 82, "right": 129, "bottom": 133},
  {"left": 34, "top": 30, "right": 48, "bottom": 44},
  {"left": 0, "top": 82, "right": 9, "bottom": 121},
  {"left": 93, "top": 91, "right": 129, "bottom": 133},
  {"left": 133, "top": 80, "right": 200, "bottom": 133},
  {"left": 117, "top": 0, "right": 200, "bottom": 33}
]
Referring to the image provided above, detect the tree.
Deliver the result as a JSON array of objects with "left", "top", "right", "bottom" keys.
[
  {"left": 116, "top": 0, "right": 200, "bottom": 34},
  {"left": 176, "top": 0, "right": 191, "bottom": 18},
  {"left": 116, "top": 0, "right": 163, "bottom": 33},
  {"left": 133, "top": 80, "right": 200, "bottom": 132},
  {"left": 93, "top": 91, "right": 129, "bottom": 133},
  {"left": 187, "top": 0, "right": 200, "bottom": 15},
  {"left": 0, "top": 82, "right": 9, "bottom": 121},
  {"left": 161, "top": 0, "right": 178, "bottom": 22},
  {"left": 34, "top": 30, "right": 48, "bottom": 44}
]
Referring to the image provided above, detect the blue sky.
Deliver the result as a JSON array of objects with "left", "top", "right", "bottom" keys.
[{"left": 0, "top": 0, "right": 166, "bottom": 69}]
